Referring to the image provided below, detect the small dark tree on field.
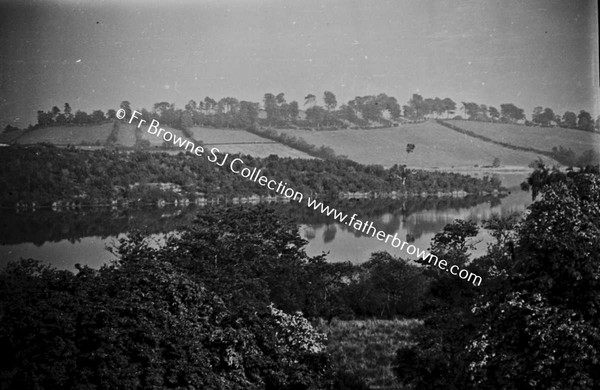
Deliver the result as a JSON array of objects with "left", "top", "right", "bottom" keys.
[{"left": 406, "top": 143, "right": 415, "bottom": 153}]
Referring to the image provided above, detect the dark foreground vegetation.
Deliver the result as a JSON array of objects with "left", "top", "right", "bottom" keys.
[
  {"left": 0, "top": 145, "right": 502, "bottom": 208},
  {"left": 1, "top": 164, "right": 599, "bottom": 389}
]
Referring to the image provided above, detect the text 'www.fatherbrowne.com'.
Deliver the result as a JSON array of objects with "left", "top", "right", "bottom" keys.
[
  {"left": 305, "top": 198, "right": 482, "bottom": 286},
  {"left": 117, "top": 109, "right": 482, "bottom": 287}
]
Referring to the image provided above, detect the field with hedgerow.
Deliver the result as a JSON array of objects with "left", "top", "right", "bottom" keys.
[
  {"left": 189, "top": 126, "right": 315, "bottom": 158},
  {"left": 447, "top": 119, "right": 600, "bottom": 155},
  {"left": 272, "top": 122, "right": 558, "bottom": 168}
]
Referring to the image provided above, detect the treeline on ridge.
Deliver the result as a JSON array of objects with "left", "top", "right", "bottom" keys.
[{"left": 7, "top": 90, "right": 596, "bottom": 135}]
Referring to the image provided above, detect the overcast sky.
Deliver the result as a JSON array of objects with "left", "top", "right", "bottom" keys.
[{"left": 1, "top": 0, "right": 598, "bottom": 128}]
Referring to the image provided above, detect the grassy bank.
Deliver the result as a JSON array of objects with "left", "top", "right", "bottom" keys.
[{"left": 318, "top": 319, "right": 422, "bottom": 389}]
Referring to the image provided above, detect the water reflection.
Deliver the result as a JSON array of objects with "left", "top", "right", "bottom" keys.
[
  {"left": 0, "top": 187, "right": 532, "bottom": 269},
  {"left": 300, "top": 189, "right": 531, "bottom": 262}
]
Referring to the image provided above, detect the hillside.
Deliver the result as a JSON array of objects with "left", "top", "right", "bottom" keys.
[
  {"left": 1, "top": 123, "right": 316, "bottom": 159},
  {"left": 447, "top": 119, "right": 600, "bottom": 155},
  {"left": 6, "top": 119, "right": 595, "bottom": 169},
  {"left": 272, "top": 122, "right": 558, "bottom": 169},
  {"left": 189, "top": 127, "right": 314, "bottom": 158},
  {"left": 14, "top": 123, "right": 114, "bottom": 145}
]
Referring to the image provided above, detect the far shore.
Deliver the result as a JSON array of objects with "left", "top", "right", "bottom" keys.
[{"left": 400, "top": 165, "right": 533, "bottom": 173}]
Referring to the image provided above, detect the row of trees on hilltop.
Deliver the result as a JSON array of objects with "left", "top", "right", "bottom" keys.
[
  {"left": 457, "top": 101, "right": 598, "bottom": 131},
  {"left": 24, "top": 92, "right": 599, "bottom": 133},
  {"left": 35, "top": 103, "right": 117, "bottom": 127}
]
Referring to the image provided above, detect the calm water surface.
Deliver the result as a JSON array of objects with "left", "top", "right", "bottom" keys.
[{"left": 0, "top": 173, "right": 532, "bottom": 270}]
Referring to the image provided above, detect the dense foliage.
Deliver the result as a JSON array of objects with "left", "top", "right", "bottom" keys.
[
  {"left": 395, "top": 167, "right": 600, "bottom": 389},
  {"left": 0, "top": 203, "right": 437, "bottom": 389},
  {"left": 4, "top": 159, "right": 599, "bottom": 388},
  {"left": 0, "top": 145, "right": 502, "bottom": 208},
  {"left": 0, "top": 256, "right": 331, "bottom": 389},
  {"left": 246, "top": 126, "right": 338, "bottom": 159}
]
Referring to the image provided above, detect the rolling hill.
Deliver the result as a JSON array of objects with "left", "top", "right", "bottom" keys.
[
  {"left": 271, "top": 122, "right": 559, "bottom": 169},
  {"left": 446, "top": 120, "right": 600, "bottom": 155},
  {"left": 1, "top": 122, "right": 316, "bottom": 159},
  {"left": 13, "top": 123, "right": 114, "bottom": 145},
  {"left": 4, "top": 119, "right": 596, "bottom": 170}
]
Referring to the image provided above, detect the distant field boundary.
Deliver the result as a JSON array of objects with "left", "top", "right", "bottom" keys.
[
  {"left": 436, "top": 119, "right": 557, "bottom": 161},
  {"left": 203, "top": 141, "right": 278, "bottom": 145},
  {"left": 247, "top": 127, "right": 336, "bottom": 159}
]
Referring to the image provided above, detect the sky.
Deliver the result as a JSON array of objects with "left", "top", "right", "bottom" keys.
[{"left": 0, "top": 0, "right": 598, "bottom": 128}]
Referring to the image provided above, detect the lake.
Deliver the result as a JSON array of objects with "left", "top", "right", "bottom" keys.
[{"left": 0, "top": 172, "right": 532, "bottom": 270}]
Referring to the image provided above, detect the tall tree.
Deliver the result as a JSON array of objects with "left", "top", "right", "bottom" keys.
[
  {"left": 263, "top": 93, "right": 277, "bottom": 123},
  {"left": 185, "top": 99, "right": 197, "bottom": 112},
  {"left": 500, "top": 103, "right": 525, "bottom": 123},
  {"left": 562, "top": 111, "right": 577, "bottom": 128},
  {"left": 288, "top": 101, "right": 300, "bottom": 120},
  {"left": 462, "top": 102, "right": 481, "bottom": 120},
  {"left": 119, "top": 101, "right": 132, "bottom": 120},
  {"left": 51, "top": 106, "right": 60, "bottom": 120},
  {"left": 237, "top": 101, "right": 259, "bottom": 128},
  {"left": 36, "top": 110, "right": 53, "bottom": 127},
  {"left": 323, "top": 91, "right": 337, "bottom": 111},
  {"left": 91, "top": 110, "right": 105, "bottom": 124},
  {"left": 442, "top": 98, "right": 457, "bottom": 118},
  {"left": 541, "top": 108, "right": 555, "bottom": 126},
  {"left": 73, "top": 110, "right": 89, "bottom": 125},
  {"left": 64, "top": 103, "right": 72, "bottom": 122},
  {"left": 409, "top": 94, "right": 425, "bottom": 120},
  {"left": 275, "top": 92, "right": 286, "bottom": 106},
  {"left": 532, "top": 106, "right": 544, "bottom": 124},
  {"left": 203, "top": 97, "right": 217, "bottom": 113},
  {"left": 488, "top": 106, "right": 500, "bottom": 121},
  {"left": 577, "top": 110, "right": 594, "bottom": 131}
]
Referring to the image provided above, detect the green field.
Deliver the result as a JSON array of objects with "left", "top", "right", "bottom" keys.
[
  {"left": 190, "top": 127, "right": 270, "bottom": 143},
  {"left": 6, "top": 120, "right": 593, "bottom": 168},
  {"left": 0, "top": 129, "right": 28, "bottom": 144},
  {"left": 189, "top": 126, "right": 315, "bottom": 158},
  {"left": 2, "top": 123, "right": 316, "bottom": 158},
  {"left": 15, "top": 123, "right": 114, "bottom": 145},
  {"left": 449, "top": 120, "right": 600, "bottom": 155},
  {"left": 115, "top": 123, "right": 137, "bottom": 147},
  {"left": 274, "top": 122, "right": 556, "bottom": 168}
]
